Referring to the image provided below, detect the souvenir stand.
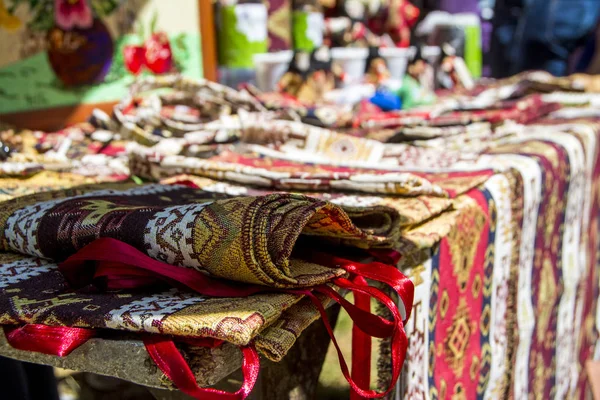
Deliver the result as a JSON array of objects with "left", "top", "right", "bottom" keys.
[{"left": 0, "top": 1, "right": 600, "bottom": 400}]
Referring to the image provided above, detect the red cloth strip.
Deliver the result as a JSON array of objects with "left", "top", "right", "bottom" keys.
[
  {"left": 313, "top": 285, "right": 393, "bottom": 338},
  {"left": 60, "top": 238, "right": 268, "bottom": 298},
  {"left": 304, "top": 252, "right": 414, "bottom": 322},
  {"left": 351, "top": 276, "right": 372, "bottom": 400},
  {"left": 144, "top": 336, "right": 260, "bottom": 400},
  {"left": 297, "top": 287, "right": 405, "bottom": 399},
  {"left": 3, "top": 325, "right": 95, "bottom": 357},
  {"left": 3, "top": 323, "right": 258, "bottom": 400}
]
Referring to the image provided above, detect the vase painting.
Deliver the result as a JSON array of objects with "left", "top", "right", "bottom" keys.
[
  {"left": 47, "top": 19, "right": 114, "bottom": 86},
  {"left": 0, "top": 0, "right": 203, "bottom": 115},
  {"left": 46, "top": 0, "right": 114, "bottom": 86}
]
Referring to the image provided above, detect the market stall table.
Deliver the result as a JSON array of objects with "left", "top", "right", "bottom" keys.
[{"left": 1, "top": 73, "right": 600, "bottom": 399}]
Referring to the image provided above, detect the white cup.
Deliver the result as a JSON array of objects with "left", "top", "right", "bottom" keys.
[
  {"left": 253, "top": 51, "right": 294, "bottom": 91},
  {"left": 379, "top": 46, "right": 416, "bottom": 80},
  {"left": 331, "top": 47, "right": 369, "bottom": 86}
]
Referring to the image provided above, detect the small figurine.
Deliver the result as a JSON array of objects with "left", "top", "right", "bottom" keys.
[
  {"left": 437, "top": 44, "right": 474, "bottom": 90},
  {"left": 364, "top": 47, "right": 391, "bottom": 85},
  {"left": 407, "top": 47, "right": 435, "bottom": 92},
  {"left": 278, "top": 47, "right": 336, "bottom": 104}
]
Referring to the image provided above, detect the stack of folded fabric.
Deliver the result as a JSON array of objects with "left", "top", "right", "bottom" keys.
[
  {"left": 0, "top": 183, "right": 413, "bottom": 398},
  {"left": 1, "top": 70, "right": 600, "bottom": 399}
]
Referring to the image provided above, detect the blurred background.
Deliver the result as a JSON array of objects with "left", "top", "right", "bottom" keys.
[{"left": 2, "top": 0, "right": 600, "bottom": 130}]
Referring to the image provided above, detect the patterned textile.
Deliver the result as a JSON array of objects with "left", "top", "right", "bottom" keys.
[
  {"left": 104, "top": 76, "right": 597, "bottom": 397},
  {"left": 397, "top": 120, "right": 600, "bottom": 400},
  {"left": 0, "top": 185, "right": 401, "bottom": 287},
  {"left": 0, "top": 125, "right": 129, "bottom": 177},
  {"left": 2, "top": 72, "right": 600, "bottom": 399},
  {"left": 0, "top": 124, "right": 130, "bottom": 201},
  {"left": 0, "top": 172, "right": 108, "bottom": 202},
  {"left": 267, "top": 0, "right": 292, "bottom": 51},
  {"left": 356, "top": 94, "right": 561, "bottom": 133},
  {"left": 130, "top": 134, "right": 495, "bottom": 197},
  {"left": 160, "top": 175, "right": 454, "bottom": 229},
  {"left": 90, "top": 75, "right": 265, "bottom": 145},
  {"left": 380, "top": 122, "right": 492, "bottom": 142},
  {"left": 150, "top": 116, "right": 600, "bottom": 398},
  {"left": 255, "top": 294, "right": 334, "bottom": 362},
  {"left": 0, "top": 252, "right": 300, "bottom": 348},
  {"left": 0, "top": 182, "right": 409, "bottom": 367},
  {"left": 425, "top": 95, "right": 561, "bottom": 127},
  {"left": 129, "top": 147, "right": 448, "bottom": 197}
]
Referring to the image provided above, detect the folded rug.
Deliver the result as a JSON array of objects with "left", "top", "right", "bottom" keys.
[
  {"left": 90, "top": 75, "right": 265, "bottom": 145},
  {"left": 129, "top": 146, "right": 447, "bottom": 197},
  {"left": 160, "top": 174, "right": 454, "bottom": 230},
  {"left": 132, "top": 145, "right": 494, "bottom": 197},
  {"left": 0, "top": 184, "right": 400, "bottom": 286},
  {"left": 0, "top": 253, "right": 300, "bottom": 347}
]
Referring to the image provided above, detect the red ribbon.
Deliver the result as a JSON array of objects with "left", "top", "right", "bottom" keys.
[
  {"left": 144, "top": 336, "right": 259, "bottom": 400},
  {"left": 2, "top": 324, "right": 257, "bottom": 400},
  {"left": 59, "top": 237, "right": 267, "bottom": 298},
  {"left": 308, "top": 251, "right": 414, "bottom": 399},
  {"left": 2, "top": 238, "right": 413, "bottom": 399},
  {"left": 291, "top": 284, "right": 405, "bottom": 399},
  {"left": 3, "top": 324, "right": 95, "bottom": 357},
  {"left": 303, "top": 252, "right": 414, "bottom": 323},
  {"left": 329, "top": 278, "right": 407, "bottom": 398},
  {"left": 351, "top": 276, "right": 372, "bottom": 400}
]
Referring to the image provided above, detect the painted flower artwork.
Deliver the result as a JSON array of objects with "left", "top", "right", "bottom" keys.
[
  {"left": 0, "top": 0, "right": 201, "bottom": 115},
  {"left": 2, "top": 0, "right": 184, "bottom": 87},
  {"left": 54, "top": 0, "right": 94, "bottom": 30},
  {"left": 2, "top": 0, "right": 121, "bottom": 86},
  {"left": 4, "top": 0, "right": 121, "bottom": 32},
  {"left": 123, "top": 15, "right": 176, "bottom": 76}
]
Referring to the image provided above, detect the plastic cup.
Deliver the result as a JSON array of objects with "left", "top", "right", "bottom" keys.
[
  {"left": 379, "top": 47, "right": 416, "bottom": 80},
  {"left": 253, "top": 51, "right": 294, "bottom": 92},
  {"left": 331, "top": 47, "right": 369, "bottom": 86}
]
